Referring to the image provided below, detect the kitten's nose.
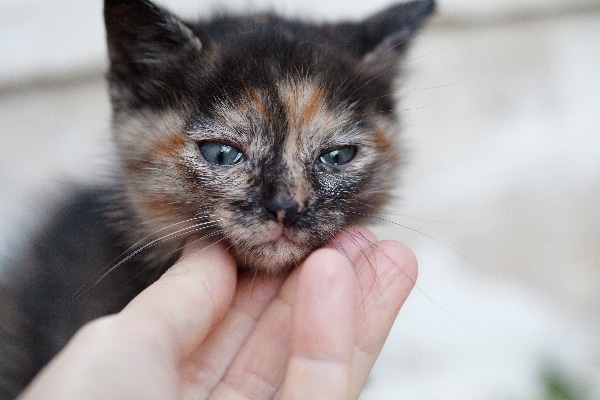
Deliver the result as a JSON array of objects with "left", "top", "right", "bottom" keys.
[{"left": 265, "top": 195, "right": 303, "bottom": 225}]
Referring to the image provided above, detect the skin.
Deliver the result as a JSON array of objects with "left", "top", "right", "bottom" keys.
[{"left": 19, "top": 226, "right": 417, "bottom": 400}]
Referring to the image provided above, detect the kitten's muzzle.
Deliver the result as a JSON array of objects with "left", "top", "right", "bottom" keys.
[{"left": 265, "top": 195, "right": 305, "bottom": 225}]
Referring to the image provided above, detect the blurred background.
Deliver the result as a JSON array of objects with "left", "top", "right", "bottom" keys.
[{"left": 1, "top": 0, "right": 599, "bottom": 398}]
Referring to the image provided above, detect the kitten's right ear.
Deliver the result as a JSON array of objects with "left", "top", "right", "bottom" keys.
[
  {"left": 352, "top": 0, "right": 436, "bottom": 65},
  {"left": 104, "top": 0, "right": 204, "bottom": 109}
]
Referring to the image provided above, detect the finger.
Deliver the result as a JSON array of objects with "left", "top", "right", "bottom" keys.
[
  {"left": 348, "top": 240, "right": 418, "bottom": 398},
  {"left": 206, "top": 270, "right": 300, "bottom": 400},
  {"left": 204, "top": 226, "right": 378, "bottom": 399},
  {"left": 279, "top": 248, "right": 355, "bottom": 400},
  {"left": 180, "top": 272, "right": 285, "bottom": 398},
  {"left": 119, "top": 239, "right": 237, "bottom": 361}
]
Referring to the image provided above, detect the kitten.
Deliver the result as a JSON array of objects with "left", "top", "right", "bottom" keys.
[{"left": 0, "top": 0, "right": 434, "bottom": 396}]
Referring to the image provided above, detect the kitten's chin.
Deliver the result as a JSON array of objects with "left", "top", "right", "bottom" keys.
[
  {"left": 236, "top": 249, "right": 308, "bottom": 274},
  {"left": 232, "top": 229, "right": 313, "bottom": 274}
]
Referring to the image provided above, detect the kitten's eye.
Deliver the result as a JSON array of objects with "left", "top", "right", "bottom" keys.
[
  {"left": 319, "top": 145, "right": 357, "bottom": 166},
  {"left": 199, "top": 141, "right": 245, "bottom": 166}
]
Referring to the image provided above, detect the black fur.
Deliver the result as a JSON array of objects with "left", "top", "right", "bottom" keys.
[
  {"left": 0, "top": 189, "right": 170, "bottom": 397},
  {"left": 106, "top": 0, "right": 434, "bottom": 114}
]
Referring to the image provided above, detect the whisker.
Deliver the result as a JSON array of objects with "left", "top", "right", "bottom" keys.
[
  {"left": 402, "top": 35, "right": 478, "bottom": 66},
  {"left": 396, "top": 78, "right": 469, "bottom": 94},
  {"left": 354, "top": 78, "right": 466, "bottom": 110},
  {"left": 345, "top": 206, "right": 484, "bottom": 274},
  {"left": 74, "top": 215, "right": 212, "bottom": 294},
  {"left": 73, "top": 219, "right": 220, "bottom": 298},
  {"left": 338, "top": 222, "right": 454, "bottom": 317},
  {"left": 142, "top": 233, "right": 227, "bottom": 284},
  {"left": 174, "top": 232, "right": 229, "bottom": 265},
  {"left": 339, "top": 226, "right": 381, "bottom": 279},
  {"left": 149, "top": 231, "right": 223, "bottom": 269}
]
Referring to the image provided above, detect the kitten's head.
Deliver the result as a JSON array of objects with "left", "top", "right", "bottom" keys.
[{"left": 104, "top": 0, "right": 435, "bottom": 273}]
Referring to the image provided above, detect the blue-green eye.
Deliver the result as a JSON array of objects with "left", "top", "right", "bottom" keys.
[
  {"left": 319, "top": 146, "right": 357, "bottom": 166},
  {"left": 199, "top": 141, "right": 245, "bottom": 166}
]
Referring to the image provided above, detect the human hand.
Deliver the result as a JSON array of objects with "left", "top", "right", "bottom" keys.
[{"left": 19, "top": 226, "right": 417, "bottom": 399}]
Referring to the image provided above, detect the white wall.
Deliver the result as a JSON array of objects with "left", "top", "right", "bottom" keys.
[{"left": 1, "top": 0, "right": 598, "bottom": 84}]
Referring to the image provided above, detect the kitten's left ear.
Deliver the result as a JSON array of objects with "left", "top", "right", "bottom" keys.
[
  {"left": 352, "top": 0, "right": 436, "bottom": 65},
  {"left": 104, "top": 0, "right": 204, "bottom": 109}
]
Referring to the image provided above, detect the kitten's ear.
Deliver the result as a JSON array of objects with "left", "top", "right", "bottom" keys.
[
  {"left": 354, "top": 0, "right": 435, "bottom": 65},
  {"left": 104, "top": 0, "right": 203, "bottom": 109}
]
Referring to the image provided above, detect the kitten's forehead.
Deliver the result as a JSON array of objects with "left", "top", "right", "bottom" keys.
[
  {"left": 276, "top": 79, "right": 358, "bottom": 155},
  {"left": 277, "top": 79, "right": 330, "bottom": 133},
  {"left": 192, "top": 77, "right": 359, "bottom": 155}
]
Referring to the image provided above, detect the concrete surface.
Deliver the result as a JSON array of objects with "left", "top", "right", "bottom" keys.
[{"left": 1, "top": 1, "right": 599, "bottom": 399}]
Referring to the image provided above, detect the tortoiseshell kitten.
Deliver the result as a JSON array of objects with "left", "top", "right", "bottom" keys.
[{"left": 0, "top": 0, "right": 434, "bottom": 396}]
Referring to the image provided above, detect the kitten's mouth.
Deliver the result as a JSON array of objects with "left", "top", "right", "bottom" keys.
[
  {"left": 271, "top": 233, "right": 295, "bottom": 248},
  {"left": 222, "top": 219, "right": 313, "bottom": 272},
  {"left": 252, "top": 224, "right": 309, "bottom": 258},
  {"left": 260, "top": 223, "right": 295, "bottom": 247}
]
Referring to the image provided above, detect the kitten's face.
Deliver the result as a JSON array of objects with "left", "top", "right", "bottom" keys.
[{"left": 105, "top": 0, "right": 434, "bottom": 273}]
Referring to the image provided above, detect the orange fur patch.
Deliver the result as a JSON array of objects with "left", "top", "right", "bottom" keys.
[
  {"left": 372, "top": 130, "right": 391, "bottom": 149},
  {"left": 248, "top": 87, "right": 270, "bottom": 121},
  {"left": 137, "top": 193, "right": 178, "bottom": 217},
  {"left": 148, "top": 131, "right": 188, "bottom": 159},
  {"left": 279, "top": 81, "right": 330, "bottom": 130},
  {"left": 299, "top": 86, "right": 327, "bottom": 128}
]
